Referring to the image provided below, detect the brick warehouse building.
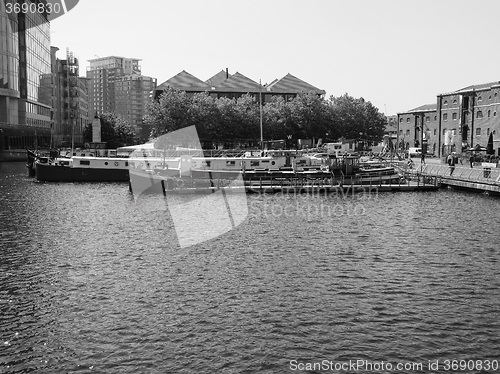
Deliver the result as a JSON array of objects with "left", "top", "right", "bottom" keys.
[
  {"left": 397, "top": 104, "right": 439, "bottom": 155},
  {"left": 397, "top": 81, "right": 500, "bottom": 158},
  {"left": 439, "top": 82, "right": 500, "bottom": 156}
]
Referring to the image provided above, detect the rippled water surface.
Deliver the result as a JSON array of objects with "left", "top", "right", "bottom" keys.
[{"left": 1, "top": 162, "right": 500, "bottom": 373}]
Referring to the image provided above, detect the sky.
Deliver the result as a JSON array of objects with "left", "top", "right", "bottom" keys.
[{"left": 50, "top": 0, "right": 500, "bottom": 116}]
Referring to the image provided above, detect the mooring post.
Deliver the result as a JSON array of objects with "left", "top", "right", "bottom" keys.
[{"left": 161, "top": 179, "right": 166, "bottom": 197}]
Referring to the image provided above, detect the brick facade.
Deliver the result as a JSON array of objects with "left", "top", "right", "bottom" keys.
[
  {"left": 398, "top": 81, "right": 500, "bottom": 157},
  {"left": 397, "top": 104, "right": 439, "bottom": 155}
]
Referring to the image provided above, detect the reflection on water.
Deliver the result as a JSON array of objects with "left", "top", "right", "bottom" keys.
[{"left": 1, "top": 162, "right": 499, "bottom": 373}]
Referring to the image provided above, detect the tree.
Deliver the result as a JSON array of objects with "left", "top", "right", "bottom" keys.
[
  {"left": 289, "top": 93, "right": 330, "bottom": 144},
  {"left": 144, "top": 87, "right": 192, "bottom": 138},
  {"left": 487, "top": 132, "right": 494, "bottom": 155},
  {"left": 262, "top": 96, "right": 290, "bottom": 141},
  {"left": 328, "top": 93, "right": 386, "bottom": 144},
  {"left": 233, "top": 94, "right": 260, "bottom": 142},
  {"left": 142, "top": 87, "right": 388, "bottom": 150},
  {"left": 189, "top": 92, "right": 221, "bottom": 147}
]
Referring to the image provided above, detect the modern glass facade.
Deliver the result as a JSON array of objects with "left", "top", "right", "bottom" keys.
[
  {"left": 0, "top": 1, "right": 20, "bottom": 123},
  {"left": 18, "top": 5, "right": 52, "bottom": 126},
  {"left": 0, "top": 1, "right": 52, "bottom": 155}
]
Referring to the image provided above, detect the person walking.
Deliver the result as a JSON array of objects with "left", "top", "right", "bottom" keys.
[
  {"left": 469, "top": 154, "right": 474, "bottom": 168},
  {"left": 449, "top": 154, "right": 456, "bottom": 175}
]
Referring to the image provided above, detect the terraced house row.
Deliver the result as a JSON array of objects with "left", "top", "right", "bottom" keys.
[{"left": 397, "top": 81, "right": 500, "bottom": 157}]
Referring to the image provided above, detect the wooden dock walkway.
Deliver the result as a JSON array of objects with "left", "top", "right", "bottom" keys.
[
  {"left": 161, "top": 179, "right": 440, "bottom": 195},
  {"left": 403, "top": 163, "right": 500, "bottom": 194}
]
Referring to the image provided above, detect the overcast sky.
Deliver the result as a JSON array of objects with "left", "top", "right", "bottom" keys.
[{"left": 50, "top": 0, "right": 500, "bottom": 115}]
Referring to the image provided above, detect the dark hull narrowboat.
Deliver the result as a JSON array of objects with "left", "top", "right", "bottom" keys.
[{"left": 35, "top": 157, "right": 130, "bottom": 182}]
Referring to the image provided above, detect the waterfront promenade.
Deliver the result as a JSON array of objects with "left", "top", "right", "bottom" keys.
[{"left": 403, "top": 156, "right": 500, "bottom": 194}]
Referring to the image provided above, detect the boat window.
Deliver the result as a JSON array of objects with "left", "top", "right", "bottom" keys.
[
  {"left": 125, "top": 162, "right": 128, "bottom": 167},
  {"left": 251, "top": 161, "right": 259, "bottom": 167},
  {"left": 226, "top": 160, "right": 236, "bottom": 166},
  {"left": 104, "top": 162, "right": 108, "bottom": 165},
  {"left": 79, "top": 160, "right": 90, "bottom": 165}
]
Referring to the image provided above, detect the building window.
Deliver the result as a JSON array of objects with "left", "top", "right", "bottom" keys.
[
  {"left": 476, "top": 128, "right": 481, "bottom": 135},
  {"left": 426, "top": 116, "right": 430, "bottom": 122},
  {"left": 443, "top": 113, "right": 448, "bottom": 121},
  {"left": 434, "top": 116, "right": 437, "bottom": 121},
  {"left": 443, "top": 100, "right": 448, "bottom": 105},
  {"left": 478, "top": 96, "right": 483, "bottom": 101},
  {"left": 487, "top": 128, "right": 490, "bottom": 135},
  {"left": 443, "top": 128, "right": 447, "bottom": 135},
  {"left": 477, "top": 111, "right": 483, "bottom": 119},
  {"left": 406, "top": 129, "right": 410, "bottom": 136},
  {"left": 453, "top": 99, "right": 457, "bottom": 104},
  {"left": 452, "top": 113, "right": 457, "bottom": 120},
  {"left": 434, "top": 129, "right": 437, "bottom": 136},
  {"left": 488, "top": 110, "right": 491, "bottom": 118},
  {"left": 406, "top": 118, "right": 410, "bottom": 123},
  {"left": 494, "top": 112, "right": 498, "bottom": 117}
]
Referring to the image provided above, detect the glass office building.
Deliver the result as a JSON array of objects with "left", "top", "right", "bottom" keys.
[
  {"left": 1, "top": 1, "right": 52, "bottom": 156},
  {"left": 0, "top": 1, "right": 20, "bottom": 123}
]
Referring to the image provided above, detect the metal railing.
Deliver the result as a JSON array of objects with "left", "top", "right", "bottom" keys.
[
  {"left": 158, "top": 149, "right": 249, "bottom": 158},
  {"left": 409, "top": 163, "right": 500, "bottom": 185}
]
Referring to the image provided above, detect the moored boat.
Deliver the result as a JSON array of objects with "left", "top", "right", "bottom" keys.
[
  {"left": 35, "top": 156, "right": 131, "bottom": 182},
  {"left": 128, "top": 152, "right": 401, "bottom": 196}
]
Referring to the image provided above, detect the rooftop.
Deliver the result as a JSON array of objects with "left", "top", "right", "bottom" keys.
[
  {"left": 439, "top": 80, "right": 500, "bottom": 96},
  {"left": 399, "top": 103, "right": 437, "bottom": 114},
  {"left": 156, "top": 70, "right": 325, "bottom": 95}
]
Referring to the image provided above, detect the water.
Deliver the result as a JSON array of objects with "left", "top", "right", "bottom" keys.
[{"left": 1, "top": 162, "right": 499, "bottom": 373}]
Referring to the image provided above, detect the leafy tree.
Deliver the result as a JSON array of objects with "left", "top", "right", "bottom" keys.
[
  {"left": 328, "top": 93, "right": 386, "bottom": 144},
  {"left": 289, "top": 92, "right": 330, "bottom": 144},
  {"left": 262, "top": 96, "right": 290, "bottom": 141},
  {"left": 189, "top": 92, "right": 221, "bottom": 147},
  {"left": 142, "top": 87, "right": 388, "bottom": 149},
  {"left": 144, "top": 87, "right": 192, "bottom": 138},
  {"left": 233, "top": 94, "right": 260, "bottom": 141},
  {"left": 487, "top": 132, "right": 494, "bottom": 155}
]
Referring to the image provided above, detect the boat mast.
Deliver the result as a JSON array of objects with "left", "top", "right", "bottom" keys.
[{"left": 259, "top": 79, "right": 263, "bottom": 150}]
